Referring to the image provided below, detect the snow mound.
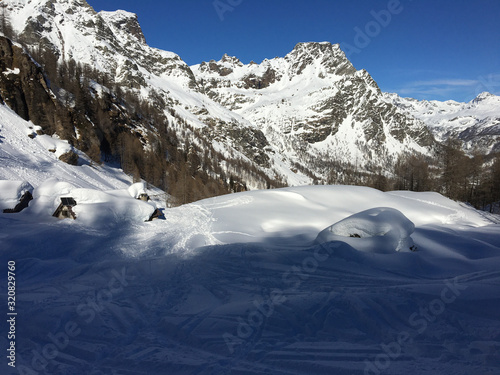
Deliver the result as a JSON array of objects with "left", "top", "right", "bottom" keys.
[
  {"left": 127, "top": 182, "right": 147, "bottom": 199},
  {"left": 0, "top": 180, "right": 33, "bottom": 210},
  {"left": 71, "top": 188, "right": 155, "bottom": 226},
  {"left": 29, "top": 178, "right": 76, "bottom": 216},
  {"left": 315, "top": 207, "right": 416, "bottom": 253}
]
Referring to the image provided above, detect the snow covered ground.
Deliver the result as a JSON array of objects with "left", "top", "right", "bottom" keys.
[{"left": 1, "top": 103, "right": 500, "bottom": 374}]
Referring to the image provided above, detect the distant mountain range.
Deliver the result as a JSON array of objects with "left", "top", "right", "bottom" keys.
[
  {"left": 1, "top": 0, "right": 498, "bottom": 193},
  {"left": 384, "top": 92, "right": 500, "bottom": 154}
]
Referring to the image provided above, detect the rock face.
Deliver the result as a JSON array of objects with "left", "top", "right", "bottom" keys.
[
  {"left": 0, "top": 35, "right": 101, "bottom": 160},
  {"left": 101, "top": 10, "right": 146, "bottom": 44},
  {"left": 0, "top": 37, "right": 54, "bottom": 128},
  {"left": 1, "top": 0, "right": 468, "bottom": 190}
]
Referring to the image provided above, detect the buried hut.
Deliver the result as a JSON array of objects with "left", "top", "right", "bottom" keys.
[
  {"left": 1, "top": 181, "right": 34, "bottom": 214},
  {"left": 51, "top": 187, "right": 162, "bottom": 222},
  {"left": 134, "top": 192, "right": 163, "bottom": 221},
  {"left": 52, "top": 197, "right": 77, "bottom": 220},
  {"left": 128, "top": 182, "right": 163, "bottom": 221}
]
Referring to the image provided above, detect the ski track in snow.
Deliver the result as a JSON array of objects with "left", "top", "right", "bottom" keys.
[{"left": 7, "top": 238, "right": 500, "bottom": 375}]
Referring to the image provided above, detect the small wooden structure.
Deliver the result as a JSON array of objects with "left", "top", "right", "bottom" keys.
[
  {"left": 137, "top": 193, "right": 150, "bottom": 202},
  {"left": 135, "top": 192, "right": 163, "bottom": 221},
  {"left": 147, "top": 208, "right": 163, "bottom": 221},
  {"left": 3, "top": 191, "right": 33, "bottom": 213},
  {"left": 53, "top": 197, "right": 77, "bottom": 220}
]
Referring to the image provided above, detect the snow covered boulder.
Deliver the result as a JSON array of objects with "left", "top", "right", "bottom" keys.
[
  {"left": 58, "top": 150, "right": 79, "bottom": 166},
  {"left": 315, "top": 207, "right": 416, "bottom": 253},
  {"left": 0, "top": 180, "right": 34, "bottom": 212},
  {"left": 37, "top": 135, "right": 79, "bottom": 165}
]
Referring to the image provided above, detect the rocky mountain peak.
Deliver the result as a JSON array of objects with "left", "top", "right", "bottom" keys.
[
  {"left": 220, "top": 53, "right": 243, "bottom": 66},
  {"left": 286, "top": 41, "right": 356, "bottom": 77},
  {"left": 355, "top": 69, "right": 381, "bottom": 94},
  {"left": 197, "top": 54, "right": 243, "bottom": 76},
  {"left": 292, "top": 41, "right": 341, "bottom": 54},
  {"left": 4, "top": 0, "right": 198, "bottom": 89},
  {"left": 98, "top": 10, "right": 146, "bottom": 44},
  {"left": 472, "top": 91, "right": 496, "bottom": 105}
]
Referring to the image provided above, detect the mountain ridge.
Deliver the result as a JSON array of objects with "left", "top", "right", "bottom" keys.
[
  {"left": 192, "top": 41, "right": 437, "bottom": 176},
  {"left": 384, "top": 91, "right": 500, "bottom": 153}
]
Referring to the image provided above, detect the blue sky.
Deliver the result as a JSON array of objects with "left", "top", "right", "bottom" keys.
[{"left": 87, "top": 0, "right": 500, "bottom": 102}]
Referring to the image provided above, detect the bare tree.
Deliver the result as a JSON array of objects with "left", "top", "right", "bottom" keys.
[{"left": 440, "top": 138, "right": 468, "bottom": 200}]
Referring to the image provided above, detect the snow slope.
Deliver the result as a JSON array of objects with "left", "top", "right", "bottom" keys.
[
  {"left": 1, "top": 104, "right": 500, "bottom": 374},
  {"left": 0, "top": 103, "right": 160, "bottom": 224},
  {"left": 0, "top": 104, "right": 134, "bottom": 191}
]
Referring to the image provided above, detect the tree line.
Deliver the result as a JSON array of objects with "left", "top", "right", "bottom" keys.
[
  {"left": 325, "top": 140, "right": 500, "bottom": 213},
  {"left": 392, "top": 140, "right": 500, "bottom": 212}
]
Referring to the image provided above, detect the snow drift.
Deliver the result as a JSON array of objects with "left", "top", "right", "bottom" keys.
[{"left": 315, "top": 207, "right": 416, "bottom": 253}]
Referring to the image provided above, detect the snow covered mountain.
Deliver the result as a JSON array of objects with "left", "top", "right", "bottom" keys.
[
  {"left": 1, "top": 98, "right": 500, "bottom": 374},
  {"left": 3, "top": 0, "right": 283, "bottom": 192},
  {"left": 2, "top": 0, "right": 442, "bottom": 189},
  {"left": 384, "top": 91, "right": 500, "bottom": 154},
  {"left": 192, "top": 42, "right": 436, "bottom": 179}
]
